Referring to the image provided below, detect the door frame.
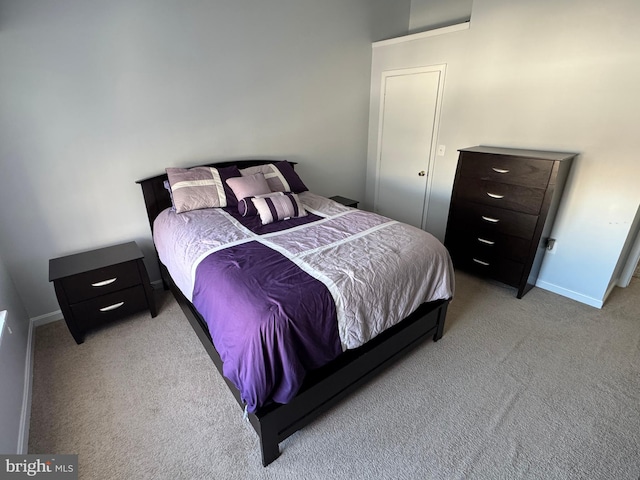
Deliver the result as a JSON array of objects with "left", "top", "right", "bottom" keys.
[
  {"left": 616, "top": 205, "right": 640, "bottom": 288},
  {"left": 373, "top": 64, "right": 447, "bottom": 230}
]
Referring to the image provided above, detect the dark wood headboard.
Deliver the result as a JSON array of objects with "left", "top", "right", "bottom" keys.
[{"left": 135, "top": 160, "right": 290, "bottom": 234}]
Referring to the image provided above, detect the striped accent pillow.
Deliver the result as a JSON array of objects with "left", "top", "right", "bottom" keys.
[
  {"left": 251, "top": 192, "right": 307, "bottom": 225},
  {"left": 239, "top": 161, "right": 308, "bottom": 194},
  {"left": 166, "top": 166, "right": 241, "bottom": 213}
]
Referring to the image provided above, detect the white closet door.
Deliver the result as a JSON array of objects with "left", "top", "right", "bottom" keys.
[{"left": 374, "top": 66, "right": 444, "bottom": 229}]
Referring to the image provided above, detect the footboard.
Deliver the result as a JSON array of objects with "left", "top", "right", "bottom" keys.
[{"left": 254, "top": 298, "right": 448, "bottom": 465}]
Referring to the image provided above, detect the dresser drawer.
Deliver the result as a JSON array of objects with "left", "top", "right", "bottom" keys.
[
  {"left": 448, "top": 201, "right": 538, "bottom": 240},
  {"left": 458, "top": 153, "right": 553, "bottom": 188},
  {"left": 445, "top": 227, "right": 531, "bottom": 263},
  {"left": 451, "top": 251, "right": 525, "bottom": 288},
  {"left": 70, "top": 285, "right": 149, "bottom": 328},
  {"left": 62, "top": 261, "right": 141, "bottom": 304},
  {"left": 455, "top": 178, "right": 545, "bottom": 215}
]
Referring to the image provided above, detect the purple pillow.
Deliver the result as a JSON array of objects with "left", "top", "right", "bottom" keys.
[
  {"left": 272, "top": 161, "right": 308, "bottom": 193},
  {"left": 239, "top": 162, "right": 308, "bottom": 194},
  {"left": 165, "top": 165, "right": 241, "bottom": 213}
]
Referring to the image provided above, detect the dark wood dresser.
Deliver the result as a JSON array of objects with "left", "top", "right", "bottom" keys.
[
  {"left": 444, "top": 146, "right": 577, "bottom": 298},
  {"left": 49, "top": 241, "right": 157, "bottom": 343}
]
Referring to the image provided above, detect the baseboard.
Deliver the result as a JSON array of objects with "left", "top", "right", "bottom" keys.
[
  {"left": 16, "top": 310, "right": 64, "bottom": 453},
  {"left": 535, "top": 280, "right": 604, "bottom": 308},
  {"left": 17, "top": 319, "right": 35, "bottom": 453},
  {"left": 32, "top": 309, "right": 63, "bottom": 327}
]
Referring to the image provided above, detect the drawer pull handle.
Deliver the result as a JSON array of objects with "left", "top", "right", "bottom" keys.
[
  {"left": 477, "top": 238, "right": 495, "bottom": 245},
  {"left": 492, "top": 167, "right": 509, "bottom": 174},
  {"left": 99, "top": 302, "right": 124, "bottom": 312},
  {"left": 92, "top": 278, "right": 117, "bottom": 287},
  {"left": 486, "top": 192, "right": 504, "bottom": 199},
  {"left": 481, "top": 216, "right": 500, "bottom": 223},
  {"left": 473, "top": 258, "right": 490, "bottom": 266}
]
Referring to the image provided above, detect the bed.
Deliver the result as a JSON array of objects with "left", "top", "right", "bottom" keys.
[{"left": 136, "top": 159, "right": 454, "bottom": 466}]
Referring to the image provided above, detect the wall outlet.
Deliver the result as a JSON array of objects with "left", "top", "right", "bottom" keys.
[
  {"left": 0, "top": 310, "right": 7, "bottom": 341},
  {"left": 437, "top": 145, "right": 446, "bottom": 156},
  {"left": 545, "top": 238, "right": 556, "bottom": 254}
]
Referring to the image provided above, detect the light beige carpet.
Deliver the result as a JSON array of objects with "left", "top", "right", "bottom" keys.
[{"left": 29, "top": 271, "right": 640, "bottom": 479}]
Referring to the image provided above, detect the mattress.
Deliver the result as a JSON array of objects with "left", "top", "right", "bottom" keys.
[{"left": 153, "top": 192, "right": 454, "bottom": 411}]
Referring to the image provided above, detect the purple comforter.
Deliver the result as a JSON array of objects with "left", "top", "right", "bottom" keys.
[{"left": 192, "top": 240, "right": 342, "bottom": 413}]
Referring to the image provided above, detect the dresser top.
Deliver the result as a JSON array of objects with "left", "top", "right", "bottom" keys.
[
  {"left": 459, "top": 146, "right": 577, "bottom": 162},
  {"left": 49, "top": 241, "right": 143, "bottom": 281}
]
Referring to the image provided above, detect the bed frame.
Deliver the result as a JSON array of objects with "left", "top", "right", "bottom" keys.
[{"left": 136, "top": 160, "right": 450, "bottom": 466}]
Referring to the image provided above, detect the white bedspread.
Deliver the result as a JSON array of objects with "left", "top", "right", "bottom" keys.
[{"left": 154, "top": 192, "right": 454, "bottom": 350}]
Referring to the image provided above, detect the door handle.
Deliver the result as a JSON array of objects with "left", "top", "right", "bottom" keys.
[{"left": 418, "top": 171, "right": 426, "bottom": 177}]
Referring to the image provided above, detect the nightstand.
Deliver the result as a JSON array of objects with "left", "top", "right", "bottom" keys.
[
  {"left": 329, "top": 196, "right": 359, "bottom": 208},
  {"left": 49, "top": 241, "right": 157, "bottom": 344}
]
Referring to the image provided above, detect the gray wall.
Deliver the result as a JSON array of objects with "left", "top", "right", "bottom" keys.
[
  {"left": 368, "top": 0, "right": 640, "bottom": 307},
  {"left": 0, "top": 253, "right": 31, "bottom": 453},
  {"left": 0, "top": 0, "right": 411, "bottom": 319}
]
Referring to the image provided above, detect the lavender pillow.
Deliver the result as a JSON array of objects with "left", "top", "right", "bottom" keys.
[
  {"left": 166, "top": 165, "right": 241, "bottom": 213},
  {"left": 239, "top": 161, "right": 308, "bottom": 194},
  {"left": 251, "top": 192, "right": 307, "bottom": 225},
  {"left": 225, "top": 173, "right": 271, "bottom": 201}
]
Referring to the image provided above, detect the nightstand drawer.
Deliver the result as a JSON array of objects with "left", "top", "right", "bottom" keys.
[
  {"left": 455, "top": 178, "right": 545, "bottom": 215},
  {"left": 458, "top": 153, "right": 553, "bottom": 188},
  {"left": 62, "top": 261, "right": 141, "bottom": 304},
  {"left": 70, "top": 285, "right": 149, "bottom": 327}
]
